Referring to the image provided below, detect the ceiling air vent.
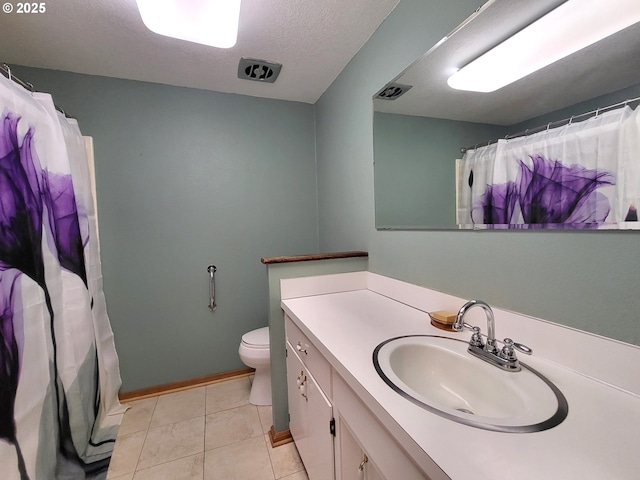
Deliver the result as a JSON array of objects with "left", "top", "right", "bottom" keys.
[
  {"left": 375, "top": 83, "right": 413, "bottom": 100},
  {"left": 238, "top": 58, "right": 282, "bottom": 84}
]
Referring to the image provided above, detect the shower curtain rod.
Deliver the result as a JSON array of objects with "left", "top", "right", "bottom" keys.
[
  {"left": 460, "top": 95, "right": 640, "bottom": 153},
  {"left": 1, "top": 63, "right": 72, "bottom": 118}
]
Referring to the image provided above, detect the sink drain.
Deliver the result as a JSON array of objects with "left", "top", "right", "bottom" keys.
[{"left": 455, "top": 408, "right": 475, "bottom": 415}]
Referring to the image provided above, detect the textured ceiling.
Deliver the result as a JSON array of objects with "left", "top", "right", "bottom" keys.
[
  {"left": 375, "top": 0, "right": 640, "bottom": 125},
  {"left": 0, "top": 0, "right": 400, "bottom": 103}
]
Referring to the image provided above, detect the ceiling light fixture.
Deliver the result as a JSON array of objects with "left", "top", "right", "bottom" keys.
[
  {"left": 135, "top": 0, "right": 241, "bottom": 49},
  {"left": 447, "top": 0, "right": 640, "bottom": 93}
]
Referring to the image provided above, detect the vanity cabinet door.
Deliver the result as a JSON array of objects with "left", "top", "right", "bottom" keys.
[
  {"left": 287, "top": 342, "right": 334, "bottom": 480},
  {"left": 333, "top": 375, "right": 428, "bottom": 480},
  {"left": 335, "top": 414, "right": 384, "bottom": 480}
]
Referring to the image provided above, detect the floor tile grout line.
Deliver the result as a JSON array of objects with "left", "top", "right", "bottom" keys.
[
  {"left": 203, "top": 430, "right": 266, "bottom": 454},
  {"left": 132, "top": 395, "right": 157, "bottom": 476},
  {"left": 204, "top": 377, "right": 252, "bottom": 416},
  {"left": 135, "top": 391, "right": 253, "bottom": 463},
  {"left": 264, "top": 432, "right": 279, "bottom": 480},
  {"left": 204, "top": 433, "right": 268, "bottom": 453},
  {"left": 136, "top": 414, "right": 207, "bottom": 474},
  {"left": 148, "top": 386, "right": 207, "bottom": 430},
  {"left": 148, "top": 397, "right": 207, "bottom": 430},
  {"left": 132, "top": 451, "right": 205, "bottom": 476},
  {"left": 112, "top": 376, "right": 306, "bottom": 479},
  {"left": 204, "top": 400, "right": 253, "bottom": 417},
  {"left": 201, "top": 407, "right": 209, "bottom": 464}
]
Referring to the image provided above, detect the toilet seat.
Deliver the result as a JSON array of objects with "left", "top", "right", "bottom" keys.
[{"left": 241, "top": 326, "right": 269, "bottom": 348}]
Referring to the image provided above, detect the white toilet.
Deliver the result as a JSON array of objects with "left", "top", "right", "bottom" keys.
[{"left": 238, "top": 326, "right": 272, "bottom": 406}]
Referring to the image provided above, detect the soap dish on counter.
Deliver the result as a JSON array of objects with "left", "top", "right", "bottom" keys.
[{"left": 429, "top": 310, "right": 457, "bottom": 331}]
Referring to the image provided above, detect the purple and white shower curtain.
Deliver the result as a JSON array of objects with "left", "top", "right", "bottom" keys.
[
  {"left": 0, "top": 75, "right": 124, "bottom": 479},
  {"left": 457, "top": 106, "right": 640, "bottom": 229}
]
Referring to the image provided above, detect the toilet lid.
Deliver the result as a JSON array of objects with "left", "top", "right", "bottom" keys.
[{"left": 242, "top": 326, "right": 269, "bottom": 347}]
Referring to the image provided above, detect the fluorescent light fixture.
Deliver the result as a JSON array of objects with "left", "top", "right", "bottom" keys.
[
  {"left": 136, "top": 0, "right": 241, "bottom": 49},
  {"left": 448, "top": 0, "right": 640, "bottom": 92}
]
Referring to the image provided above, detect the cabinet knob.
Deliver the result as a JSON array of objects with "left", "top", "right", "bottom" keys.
[{"left": 296, "top": 342, "right": 308, "bottom": 355}]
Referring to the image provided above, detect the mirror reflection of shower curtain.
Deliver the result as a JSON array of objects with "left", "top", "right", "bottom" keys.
[
  {"left": 0, "top": 74, "right": 124, "bottom": 479},
  {"left": 456, "top": 107, "right": 640, "bottom": 228},
  {"left": 457, "top": 141, "right": 507, "bottom": 225}
]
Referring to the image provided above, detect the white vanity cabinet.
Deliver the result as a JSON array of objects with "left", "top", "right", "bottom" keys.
[
  {"left": 334, "top": 414, "right": 384, "bottom": 480},
  {"left": 286, "top": 316, "right": 334, "bottom": 480},
  {"left": 285, "top": 314, "right": 430, "bottom": 480}
]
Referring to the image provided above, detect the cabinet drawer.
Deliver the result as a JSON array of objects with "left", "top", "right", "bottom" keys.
[{"left": 285, "top": 314, "right": 332, "bottom": 396}]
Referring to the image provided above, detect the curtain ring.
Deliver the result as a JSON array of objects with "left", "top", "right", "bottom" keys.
[
  {"left": 5, "top": 64, "right": 11, "bottom": 81},
  {"left": 546, "top": 123, "right": 551, "bottom": 131},
  {"left": 568, "top": 116, "right": 574, "bottom": 125},
  {"left": 595, "top": 108, "right": 600, "bottom": 118}
]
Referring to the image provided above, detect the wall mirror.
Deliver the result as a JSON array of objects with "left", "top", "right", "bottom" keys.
[{"left": 373, "top": 0, "right": 640, "bottom": 230}]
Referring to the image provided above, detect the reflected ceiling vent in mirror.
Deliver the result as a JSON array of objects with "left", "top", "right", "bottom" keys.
[
  {"left": 238, "top": 58, "right": 282, "bottom": 83},
  {"left": 375, "top": 83, "right": 413, "bottom": 100}
]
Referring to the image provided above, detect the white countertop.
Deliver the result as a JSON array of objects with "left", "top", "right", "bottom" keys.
[{"left": 281, "top": 287, "right": 640, "bottom": 479}]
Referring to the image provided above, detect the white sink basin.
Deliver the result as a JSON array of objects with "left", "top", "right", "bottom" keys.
[{"left": 373, "top": 335, "right": 568, "bottom": 433}]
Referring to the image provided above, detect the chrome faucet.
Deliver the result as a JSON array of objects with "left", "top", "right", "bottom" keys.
[
  {"left": 453, "top": 299, "right": 498, "bottom": 353},
  {"left": 453, "top": 299, "right": 532, "bottom": 372}
]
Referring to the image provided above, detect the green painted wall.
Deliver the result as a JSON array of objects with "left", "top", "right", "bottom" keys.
[
  {"left": 315, "top": 0, "right": 640, "bottom": 346},
  {"left": 374, "top": 112, "right": 507, "bottom": 228},
  {"left": 14, "top": 66, "right": 319, "bottom": 391},
  {"left": 510, "top": 82, "right": 640, "bottom": 133}
]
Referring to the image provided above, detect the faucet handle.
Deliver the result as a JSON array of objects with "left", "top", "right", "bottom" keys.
[
  {"left": 499, "top": 338, "right": 533, "bottom": 361},
  {"left": 499, "top": 338, "right": 517, "bottom": 361},
  {"left": 513, "top": 341, "right": 532, "bottom": 355},
  {"left": 469, "top": 326, "right": 484, "bottom": 348}
]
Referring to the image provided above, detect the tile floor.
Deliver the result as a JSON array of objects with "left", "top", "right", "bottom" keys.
[{"left": 107, "top": 376, "right": 308, "bottom": 480}]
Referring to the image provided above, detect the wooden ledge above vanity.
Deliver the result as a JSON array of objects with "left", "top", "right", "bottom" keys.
[{"left": 261, "top": 251, "right": 368, "bottom": 264}]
